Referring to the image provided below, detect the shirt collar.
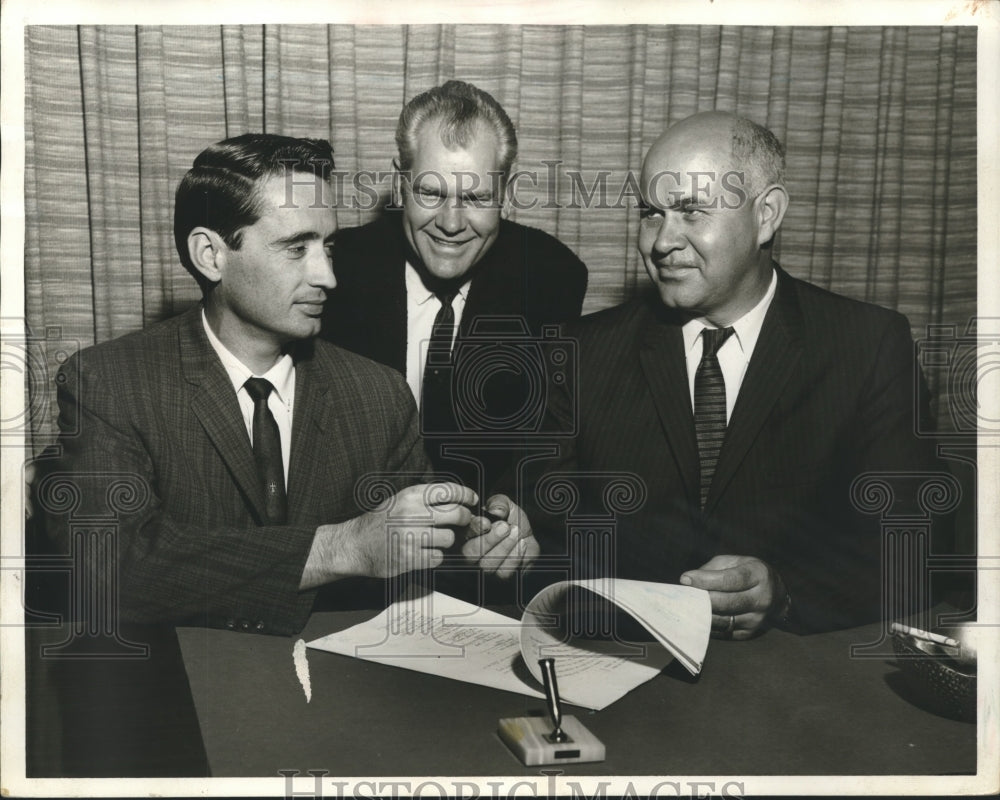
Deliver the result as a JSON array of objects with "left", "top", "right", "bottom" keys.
[
  {"left": 202, "top": 309, "right": 295, "bottom": 404},
  {"left": 682, "top": 268, "right": 779, "bottom": 356},
  {"left": 405, "top": 261, "right": 471, "bottom": 305}
]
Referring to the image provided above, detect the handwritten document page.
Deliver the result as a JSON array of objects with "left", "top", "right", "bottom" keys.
[
  {"left": 307, "top": 591, "right": 546, "bottom": 701},
  {"left": 307, "top": 581, "right": 711, "bottom": 711}
]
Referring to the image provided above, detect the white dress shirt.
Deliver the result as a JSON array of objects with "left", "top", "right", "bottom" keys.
[
  {"left": 202, "top": 310, "right": 294, "bottom": 486},
  {"left": 682, "top": 269, "right": 778, "bottom": 424},
  {"left": 404, "top": 261, "right": 471, "bottom": 406}
]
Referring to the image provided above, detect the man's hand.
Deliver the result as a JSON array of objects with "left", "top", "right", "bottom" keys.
[
  {"left": 680, "top": 555, "right": 787, "bottom": 640},
  {"left": 461, "top": 493, "right": 540, "bottom": 579},
  {"left": 302, "top": 482, "right": 477, "bottom": 589}
]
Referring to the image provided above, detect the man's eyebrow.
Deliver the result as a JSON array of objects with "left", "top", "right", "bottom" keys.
[
  {"left": 459, "top": 188, "right": 496, "bottom": 204},
  {"left": 667, "top": 195, "right": 700, "bottom": 209},
  {"left": 410, "top": 179, "right": 444, "bottom": 195},
  {"left": 639, "top": 195, "right": 711, "bottom": 214},
  {"left": 269, "top": 231, "right": 321, "bottom": 247}
]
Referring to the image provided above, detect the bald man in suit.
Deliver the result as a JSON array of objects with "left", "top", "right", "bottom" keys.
[{"left": 521, "top": 112, "right": 947, "bottom": 635}]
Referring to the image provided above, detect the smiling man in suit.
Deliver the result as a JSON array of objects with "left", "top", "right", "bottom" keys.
[
  {"left": 322, "top": 81, "right": 587, "bottom": 550},
  {"left": 44, "top": 133, "right": 534, "bottom": 636},
  {"left": 523, "top": 111, "right": 945, "bottom": 636}
]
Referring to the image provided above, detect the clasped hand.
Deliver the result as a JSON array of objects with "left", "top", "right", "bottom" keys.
[
  {"left": 338, "top": 483, "right": 537, "bottom": 581},
  {"left": 461, "top": 493, "right": 540, "bottom": 579},
  {"left": 680, "top": 555, "right": 787, "bottom": 640}
]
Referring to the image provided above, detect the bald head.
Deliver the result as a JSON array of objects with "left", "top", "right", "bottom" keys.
[
  {"left": 652, "top": 111, "right": 738, "bottom": 153},
  {"left": 636, "top": 111, "right": 790, "bottom": 326},
  {"left": 644, "top": 111, "right": 785, "bottom": 201}
]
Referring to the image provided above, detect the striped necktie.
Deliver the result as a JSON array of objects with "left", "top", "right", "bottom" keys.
[{"left": 694, "top": 326, "right": 735, "bottom": 508}]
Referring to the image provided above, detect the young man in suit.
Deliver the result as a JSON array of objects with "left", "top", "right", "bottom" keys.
[
  {"left": 322, "top": 81, "right": 588, "bottom": 509},
  {"left": 33, "top": 134, "right": 540, "bottom": 777},
  {"left": 522, "top": 111, "right": 947, "bottom": 635},
  {"left": 43, "top": 133, "right": 537, "bottom": 637}
]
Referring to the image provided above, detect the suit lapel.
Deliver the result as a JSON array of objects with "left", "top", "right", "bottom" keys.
[
  {"left": 286, "top": 342, "right": 336, "bottom": 520},
  {"left": 178, "top": 308, "right": 268, "bottom": 522},
  {"left": 457, "top": 222, "right": 524, "bottom": 340},
  {"left": 348, "top": 214, "right": 408, "bottom": 373},
  {"left": 638, "top": 307, "right": 700, "bottom": 504},
  {"left": 384, "top": 258, "right": 409, "bottom": 374},
  {"left": 374, "top": 223, "right": 409, "bottom": 373},
  {"left": 460, "top": 276, "right": 487, "bottom": 340},
  {"left": 706, "top": 267, "right": 804, "bottom": 513}
]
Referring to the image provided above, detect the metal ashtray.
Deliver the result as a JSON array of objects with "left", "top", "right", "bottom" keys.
[{"left": 890, "top": 623, "right": 976, "bottom": 722}]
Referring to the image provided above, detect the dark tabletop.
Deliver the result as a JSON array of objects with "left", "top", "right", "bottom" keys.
[{"left": 175, "top": 610, "right": 977, "bottom": 778}]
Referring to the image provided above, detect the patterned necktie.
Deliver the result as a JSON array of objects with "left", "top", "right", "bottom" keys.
[
  {"left": 694, "top": 326, "right": 735, "bottom": 508},
  {"left": 421, "top": 291, "right": 457, "bottom": 434},
  {"left": 243, "top": 377, "right": 288, "bottom": 524}
]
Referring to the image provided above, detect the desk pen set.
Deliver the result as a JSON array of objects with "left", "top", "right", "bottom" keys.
[{"left": 498, "top": 658, "right": 606, "bottom": 766}]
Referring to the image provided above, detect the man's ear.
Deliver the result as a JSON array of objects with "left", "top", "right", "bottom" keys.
[
  {"left": 187, "top": 227, "right": 226, "bottom": 285},
  {"left": 754, "top": 184, "right": 789, "bottom": 247},
  {"left": 390, "top": 158, "right": 404, "bottom": 209},
  {"left": 499, "top": 176, "right": 512, "bottom": 221}
]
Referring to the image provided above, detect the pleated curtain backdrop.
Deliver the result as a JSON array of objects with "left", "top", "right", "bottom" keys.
[{"left": 23, "top": 24, "right": 977, "bottom": 452}]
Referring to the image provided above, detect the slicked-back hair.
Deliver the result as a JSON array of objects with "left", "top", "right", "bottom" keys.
[
  {"left": 174, "top": 133, "right": 335, "bottom": 293},
  {"left": 395, "top": 79, "right": 517, "bottom": 176},
  {"left": 730, "top": 116, "right": 786, "bottom": 197}
]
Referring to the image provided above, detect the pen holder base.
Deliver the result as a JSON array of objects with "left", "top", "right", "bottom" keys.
[{"left": 498, "top": 715, "right": 605, "bottom": 766}]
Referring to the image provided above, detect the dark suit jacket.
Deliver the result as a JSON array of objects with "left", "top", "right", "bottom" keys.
[
  {"left": 322, "top": 212, "right": 588, "bottom": 492},
  {"left": 521, "top": 266, "right": 946, "bottom": 632},
  {"left": 45, "top": 306, "right": 431, "bottom": 636}
]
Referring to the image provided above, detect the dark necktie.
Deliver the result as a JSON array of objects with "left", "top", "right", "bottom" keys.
[
  {"left": 243, "top": 377, "right": 288, "bottom": 524},
  {"left": 421, "top": 291, "right": 457, "bottom": 434},
  {"left": 694, "top": 326, "right": 735, "bottom": 508}
]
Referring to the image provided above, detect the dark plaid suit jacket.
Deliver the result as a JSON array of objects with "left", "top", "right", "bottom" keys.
[
  {"left": 46, "top": 306, "right": 431, "bottom": 635},
  {"left": 321, "top": 212, "right": 587, "bottom": 494},
  {"left": 522, "top": 266, "right": 948, "bottom": 632}
]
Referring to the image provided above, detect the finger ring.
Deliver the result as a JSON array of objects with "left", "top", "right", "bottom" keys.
[{"left": 725, "top": 615, "right": 735, "bottom": 633}]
